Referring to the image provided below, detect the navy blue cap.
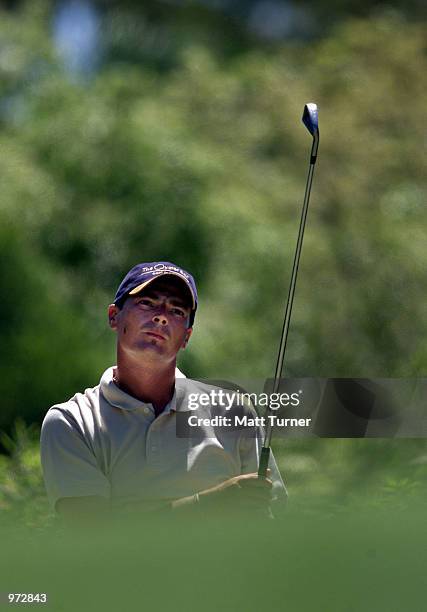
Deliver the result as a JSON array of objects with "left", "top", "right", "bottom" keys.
[{"left": 114, "top": 261, "right": 198, "bottom": 326}]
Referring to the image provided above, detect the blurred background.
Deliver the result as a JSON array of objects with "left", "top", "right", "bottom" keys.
[{"left": 0, "top": 0, "right": 426, "bottom": 524}]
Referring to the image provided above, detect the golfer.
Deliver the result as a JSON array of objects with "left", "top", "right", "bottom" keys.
[{"left": 40, "top": 261, "right": 286, "bottom": 519}]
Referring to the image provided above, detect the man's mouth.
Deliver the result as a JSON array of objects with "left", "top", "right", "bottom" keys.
[{"left": 143, "top": 331, "right": 167, "bottom": 341}]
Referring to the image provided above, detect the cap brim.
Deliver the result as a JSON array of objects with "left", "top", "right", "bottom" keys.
[{"left": 128, "top": 272, "right": 196, "bottom": 309}]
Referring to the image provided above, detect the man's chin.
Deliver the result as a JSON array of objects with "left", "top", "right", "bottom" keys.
[
  {"left": 136, "top": 341, "right": 165, "bottom": 352},
  {"left": 126, "top": 341, "right": 171, "bottom": 359}
]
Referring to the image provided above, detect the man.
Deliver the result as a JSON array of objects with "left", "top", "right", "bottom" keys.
[{"left": 40, "top": 261, "right": 286, "bottom": 519}]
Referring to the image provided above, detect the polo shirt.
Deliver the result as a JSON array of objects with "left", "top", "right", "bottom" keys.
[{"left": 40, "top": 367, "right": 286, "bottom": 513}]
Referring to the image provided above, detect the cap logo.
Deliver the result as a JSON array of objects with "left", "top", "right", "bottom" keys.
[{"left": 140, "top": 264, "right": 190, "bottom": 280}]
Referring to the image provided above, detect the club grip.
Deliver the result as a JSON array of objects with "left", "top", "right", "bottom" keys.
[{"left": 258, "top": 446, "right": 270, "bottom": 478}]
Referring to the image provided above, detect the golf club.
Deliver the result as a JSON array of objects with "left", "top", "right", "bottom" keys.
[{"left": 258, "top": 102, "right": 319, "bottom": 478}]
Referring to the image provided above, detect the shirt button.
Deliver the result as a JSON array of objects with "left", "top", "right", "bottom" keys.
[
  {"left": 151, "top": 446, "right": 157, "bottom": 452},
  {"left": 143, "top": 407, "right": 150, "bottom": 416}
]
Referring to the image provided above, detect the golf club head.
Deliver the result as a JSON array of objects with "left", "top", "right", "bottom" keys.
[
  {"left": 302, "top": 103, "right": 318, "bottom": 136},
  {"left": 302, "top": 102, "right": 319, "bottom": 163}
]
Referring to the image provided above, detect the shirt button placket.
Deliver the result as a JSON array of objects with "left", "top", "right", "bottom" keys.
[
  {"left": 147, "top": 419, "right": 163, "bottom": 468},
  {"left": 143, "top": 405, "right": 155, "bottom": 463}
]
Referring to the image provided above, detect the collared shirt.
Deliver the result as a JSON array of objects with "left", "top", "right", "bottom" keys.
[{"left": 40, "top": 367, "right": 286, "bottom": 512}]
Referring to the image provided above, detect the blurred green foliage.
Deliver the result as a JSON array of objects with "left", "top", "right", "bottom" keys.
[
  {"left": 0, "top": 0, "right": 426, "bottom": 532},
  {"left": 1, "top": 3, "right": 426, "bottom": 432},
  {"left": 2, "top": 493, "right": 426, "bottom": 611},
  {"left": 0, "top": 420, "right": 50, "bottom": 525}
]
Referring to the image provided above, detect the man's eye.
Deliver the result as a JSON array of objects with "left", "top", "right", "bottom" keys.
[
  {"left": 171, "top": 308, "right": 186, "bottom": 317},
  {"left": 138, "top": 299, "right": 154, "bottom": 307}
]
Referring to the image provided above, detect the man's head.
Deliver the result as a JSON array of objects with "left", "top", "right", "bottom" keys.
[
  {"left": 112, "top": 262, "right": 197, "bottom": 326},
  {"left": 108, "top": 262, "right": 197, "bottom": 365}
]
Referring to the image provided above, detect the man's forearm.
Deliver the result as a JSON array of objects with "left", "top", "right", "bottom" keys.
[
  {"left": 171, "top": 472, "right": 273, "bottom": 512},
  {"left": 171, "top": 493, "right": 200, "bottom": 510}
]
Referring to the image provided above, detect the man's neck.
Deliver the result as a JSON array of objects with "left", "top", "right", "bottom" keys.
[{"left": 114, "top": 351, "right": 176, "bottom": 416}]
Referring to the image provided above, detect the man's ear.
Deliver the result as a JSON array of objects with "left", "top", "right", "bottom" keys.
[
  {"left": 108, "top": 304, "right": 120, "bottom": 330},
  {"left": 182, "top": 327, "right": 193, "bottom": 349}
]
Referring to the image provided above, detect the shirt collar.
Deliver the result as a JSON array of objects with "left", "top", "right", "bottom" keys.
[{"left": 100, "top": 366, "right": 189, "bottom": 413}]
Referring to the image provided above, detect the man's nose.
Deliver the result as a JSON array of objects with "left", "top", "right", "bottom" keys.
[{"left": 152, "top": 310, "right": 168, "bottom": 326}]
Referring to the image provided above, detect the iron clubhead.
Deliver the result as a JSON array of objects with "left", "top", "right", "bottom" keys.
[{"left": 302, "top": 103, "right": 318, "bottom": 136}]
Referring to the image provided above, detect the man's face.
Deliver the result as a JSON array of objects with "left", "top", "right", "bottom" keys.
[{"left": 108, "top": 277, "right": 193, "bottom": 364}]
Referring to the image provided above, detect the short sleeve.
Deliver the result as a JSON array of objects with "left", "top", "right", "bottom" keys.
[{"left": 40, "top": 408, "right": 110, "bottom": 511}]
